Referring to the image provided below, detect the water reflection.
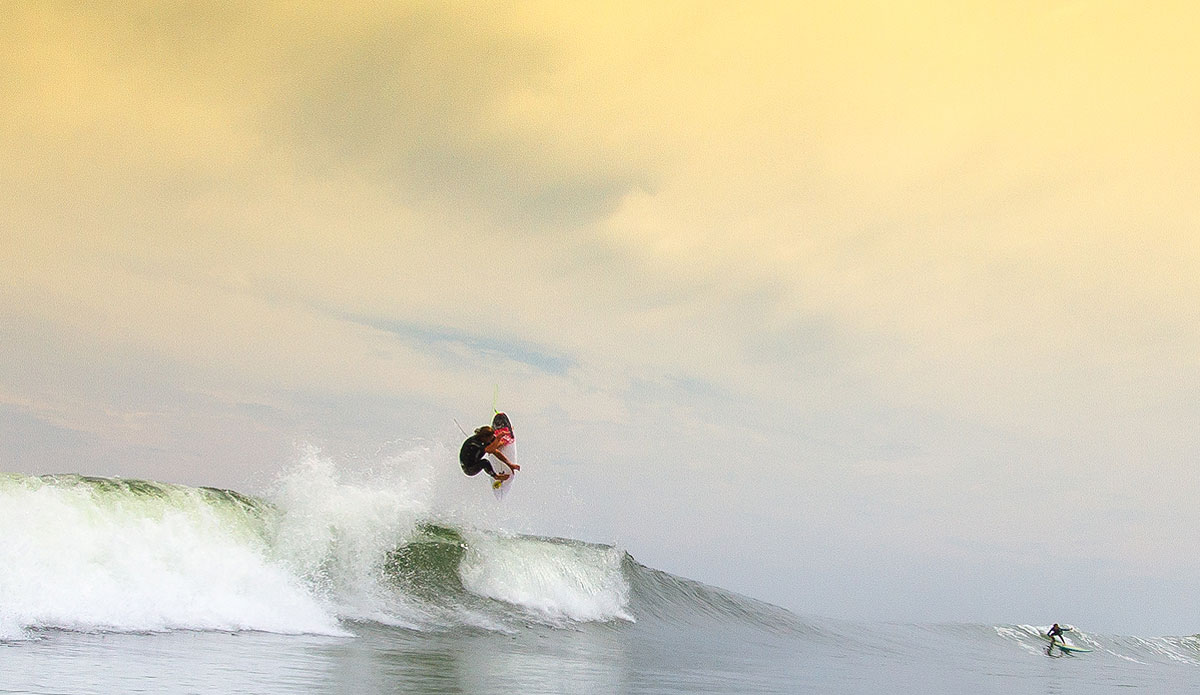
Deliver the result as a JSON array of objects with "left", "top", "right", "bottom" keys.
[{"left": 318, "top": 623, "right": 631, "bottom": 694}]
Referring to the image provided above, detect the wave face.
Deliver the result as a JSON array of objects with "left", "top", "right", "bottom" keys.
[{"left": 0, "top": 466, "right": 802, "bottom": 641}]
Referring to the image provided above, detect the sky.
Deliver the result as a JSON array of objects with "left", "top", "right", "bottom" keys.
[{"left": 3, "top": 0, "right": 1199, "bottom": 635}]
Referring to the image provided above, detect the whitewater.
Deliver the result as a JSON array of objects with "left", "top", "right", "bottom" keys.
[{"left": 3, "top": 457, "right": 1200, "bottom": 694}]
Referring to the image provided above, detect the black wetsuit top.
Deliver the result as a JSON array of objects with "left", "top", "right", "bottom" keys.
[{"left": 459, "top": 432, "right": 496, "bottom": 477}]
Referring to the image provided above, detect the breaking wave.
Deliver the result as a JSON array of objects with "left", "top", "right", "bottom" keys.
[{"left": 0, "top": 457, "right": 800, "bottom": 641}]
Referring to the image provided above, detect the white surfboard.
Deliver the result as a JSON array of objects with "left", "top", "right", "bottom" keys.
[{"left": 488, "top": 412, "right": 516, "bottom": 500}]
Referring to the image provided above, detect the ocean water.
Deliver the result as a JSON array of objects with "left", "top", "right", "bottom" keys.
[{"left": 3, "top": 468, "right": 1200, "bottom": 694}]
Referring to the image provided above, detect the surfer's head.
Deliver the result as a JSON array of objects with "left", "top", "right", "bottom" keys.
[{"left": 475, "top": 425, "right": 494, "bottom": 437}]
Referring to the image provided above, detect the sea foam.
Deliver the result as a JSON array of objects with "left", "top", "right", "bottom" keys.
[
  {"left": 0, "top": 473, "right": 341, "bottom": 635},
  {"left": 458, "top": 533, "right": 633, "bottom": 623}
]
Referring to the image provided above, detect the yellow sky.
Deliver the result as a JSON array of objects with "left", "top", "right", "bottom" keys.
[{"left": 4, "top": 0, "right": 1198, "bottom": 414}]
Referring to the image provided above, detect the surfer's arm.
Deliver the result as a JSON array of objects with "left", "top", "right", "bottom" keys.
[{"left": 483, "top": 439, "right": 517, "bottom": 469}]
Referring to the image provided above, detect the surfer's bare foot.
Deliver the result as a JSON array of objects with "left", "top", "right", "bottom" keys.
[{"left": 495, "top": 473, "right": 510, "bottom": 480}]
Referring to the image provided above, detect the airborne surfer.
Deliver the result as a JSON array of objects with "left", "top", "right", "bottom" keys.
[{"left": 459, "top": 414, "right": 519, "bottom": 481}]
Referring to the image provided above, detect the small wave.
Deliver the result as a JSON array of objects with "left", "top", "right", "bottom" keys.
[{"left": 980, "top": 623, "right": 1200, "bottom": 666}]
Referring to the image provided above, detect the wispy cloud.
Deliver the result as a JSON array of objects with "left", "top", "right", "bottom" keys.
[{"left": 333, "top": 310, "right": 576, "bottom": 377}]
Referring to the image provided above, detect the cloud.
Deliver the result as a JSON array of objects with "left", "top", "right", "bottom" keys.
[
  {"left": 262, "top": 2, "right": 650, "bottom": 228},
  {"left": 330, "top": 310, "right": 577, "bottom": 377},
  {"left": 6, "top": 0, "right": 1198, "bottom": 436}
]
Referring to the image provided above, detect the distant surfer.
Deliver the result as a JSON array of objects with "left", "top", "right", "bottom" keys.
[
  {"left": 1047, "top": 623, "right": 1068, "bottom": 646},
  {"left": 459, "top": 418, "right": 520, "bottom": 481}
]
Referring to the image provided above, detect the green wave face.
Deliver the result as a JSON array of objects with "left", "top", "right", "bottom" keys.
[{"left": 384, "top": 524, "right": 470, "bottom": 600}]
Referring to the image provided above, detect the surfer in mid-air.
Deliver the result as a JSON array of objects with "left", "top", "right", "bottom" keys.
[{"left": 459, "top": 418, "right": 519, "bottom": 481}]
